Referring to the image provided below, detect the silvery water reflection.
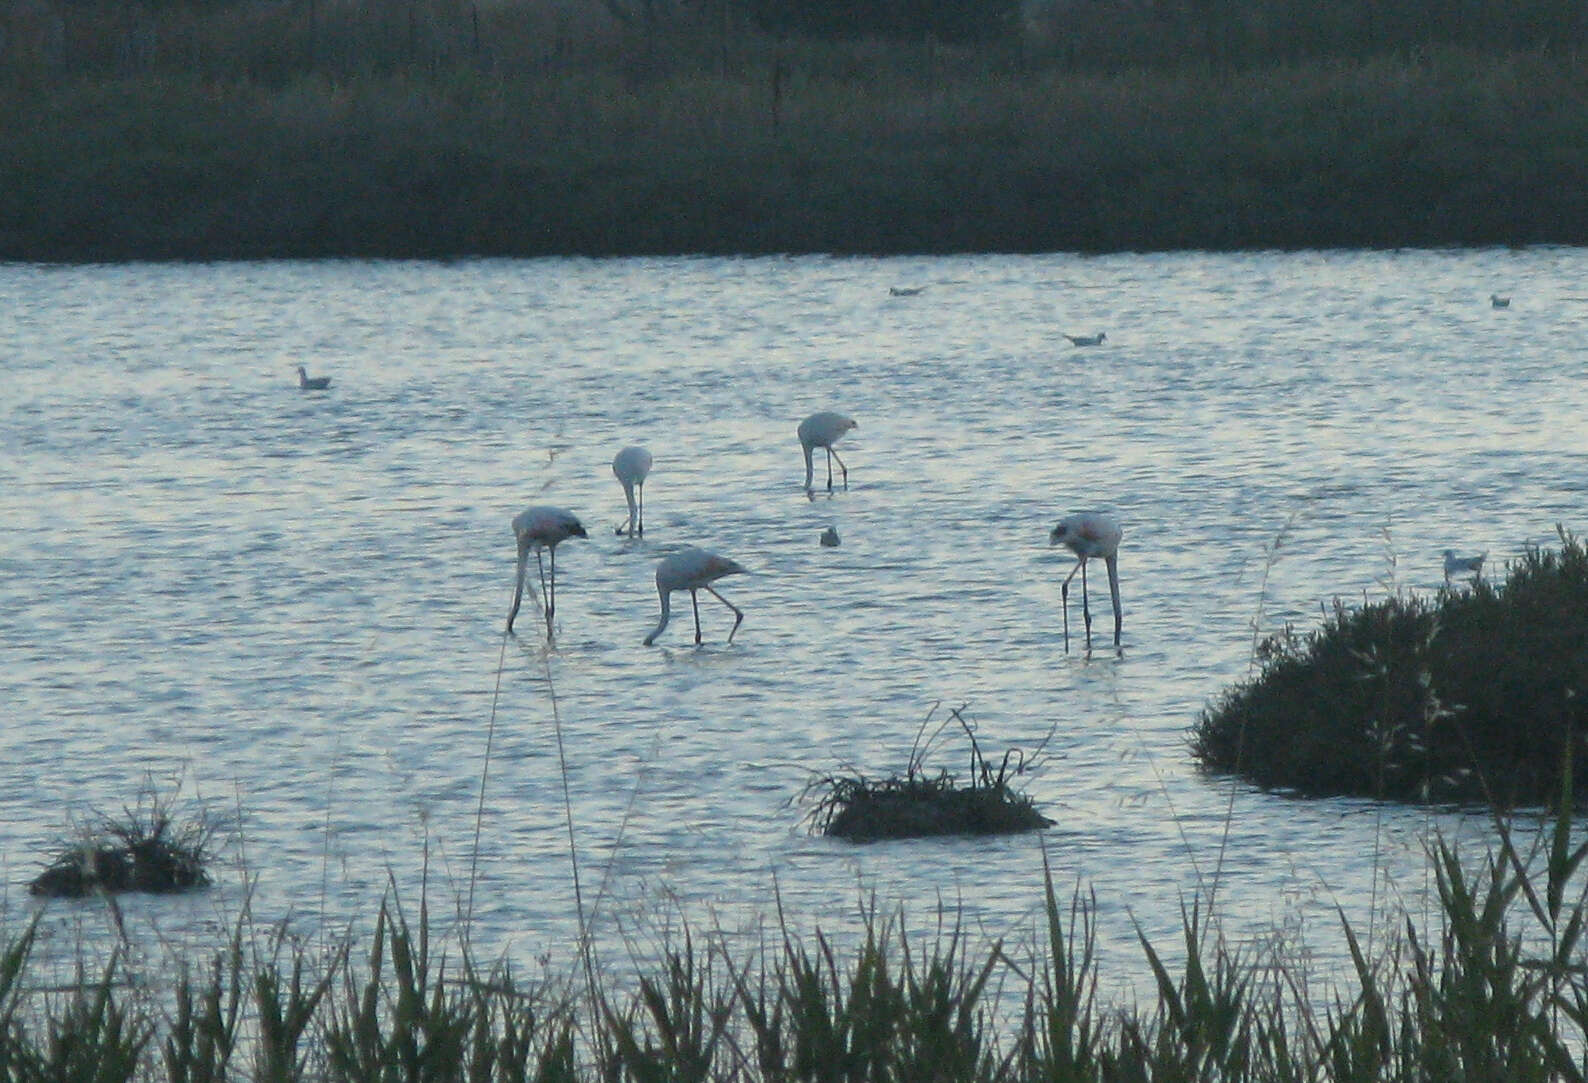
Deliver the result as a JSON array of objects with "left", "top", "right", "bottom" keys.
[{"left": 3, "top": 249, "right": 1586, "bottom": 1000}]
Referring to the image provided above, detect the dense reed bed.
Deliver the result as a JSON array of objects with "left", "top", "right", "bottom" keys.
[
  {"left": 1193, "top": 527, "right": 1588, "bottom": 806},
  {"left": 2, "top": 0, "right": 1587, "bottom": 258},
  {"left": 5, "top": 812, "right": 1588, "bottom": 1080}
]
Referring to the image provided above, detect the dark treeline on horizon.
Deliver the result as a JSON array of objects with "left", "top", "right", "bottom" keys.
[
  {"left": 5, "top": 0, "right": 1588, "bottom": 82},
  {"left": 3, "top": 0, "right": 1587, "bottom": 259}
]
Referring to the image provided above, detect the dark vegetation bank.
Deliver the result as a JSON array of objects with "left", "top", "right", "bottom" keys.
[
  {"left": 2, "top": 0, "right": 1588, "bottom": 259},
  {"left": 1193, "top": 528, "right": 1588, "bottom": 807}
]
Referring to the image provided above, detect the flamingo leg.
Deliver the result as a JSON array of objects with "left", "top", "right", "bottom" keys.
[
  {"left": 1060, "top": 559, "right": 1085, "bottom": 652},
  {"left": 536, "top": 549, "right": 554, "bottom": 640},
  {"left": 691, "top": 589, "right": 703, "bottom": 644},
  {"left": 824, "top": 448, "right": 835, "bottom": 490},
  {"left": 706, "top": 586, "right": 743, "bottom": 643},
  {"left": 1079, "top": 558, "right": 1093, "bottom": 649},
  {"left": 830, "top": 448, "right": 849, "bottom": 490},
  {"left": 636, "top": 482, "right": 645, "bottom": 536}
]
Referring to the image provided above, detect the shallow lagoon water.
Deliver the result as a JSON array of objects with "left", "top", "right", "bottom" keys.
[{"left": 3, "top": 248, "right": 1586, "bottom": 1001}]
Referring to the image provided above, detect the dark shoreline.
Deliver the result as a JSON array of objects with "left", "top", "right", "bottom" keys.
[{"left": 4, "top": 40, "right": 1586, "bottom": 262}]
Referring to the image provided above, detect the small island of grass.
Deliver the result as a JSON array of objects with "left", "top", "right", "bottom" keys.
[
  {"left": 802, "top": 704, "right": 1054, "bottom": 840},
  {"left": 1191, "top": 527, "right": 1588, "bottom": 807}
]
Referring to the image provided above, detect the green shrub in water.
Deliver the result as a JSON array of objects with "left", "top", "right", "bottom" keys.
[{"left": 1191, "top": 527, "right": 1588, "bottom": 805}]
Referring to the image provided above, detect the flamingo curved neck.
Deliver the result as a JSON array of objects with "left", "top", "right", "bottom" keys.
[
  {"left": 1104, "top": 554, "right": 1122, "bottom": 643},
  {"left": 644, "top": 587, "right": 673, "bottom": 645},
  {"left": 506, "top": 545, "right": 531, "bottom": 631}
]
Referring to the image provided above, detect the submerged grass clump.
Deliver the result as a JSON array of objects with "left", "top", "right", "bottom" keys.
[
  {"left": 1191, "top": 526, "right": 1588, "bottom": 805},
  {"left": 802, "top": 704, "right": 1054, "bottom": 840},
  {"left": 29, "top": 791, "right": 217, "bottom": 898}
]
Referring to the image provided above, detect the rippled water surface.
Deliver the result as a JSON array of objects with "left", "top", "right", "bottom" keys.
[{"left": 4, "top": 250, "right": 1586, "bottom": 999}]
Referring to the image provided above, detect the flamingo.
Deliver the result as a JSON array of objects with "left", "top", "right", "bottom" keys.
[
  {"left": 1443, "top": 548, "right": 1486, "bottom": 583},
  {"left": 612, "top": 446, "right": 653, "bottom": 537},
  {"left": 798, "top": 411, "right": 857, "bottom": 493},
  {"left": 1063, "top": 332, "right": 1107, "bottom": 347},
  {"left": 1049, "top": 512, "right": 1123, "bottom": 651},
  {"left": 506, "top": 506, "right": 587, "bottom": 638},
  {"left": 295, "top": 365, "right": 331, "bottom": 390},
  {"left": 643, "top": 547, "right": 747, "bottom": 646}
]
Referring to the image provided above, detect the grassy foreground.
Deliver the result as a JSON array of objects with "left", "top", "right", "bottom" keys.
[
  {"left": 1192, "top": 528, "right": 1588, "bottom": 806},
  {"left": 6, "top": 812, "right": 1588, "bottom": 1080},
  {"left": 3, "top": 0, "right": 1588, "bottom": 259}
]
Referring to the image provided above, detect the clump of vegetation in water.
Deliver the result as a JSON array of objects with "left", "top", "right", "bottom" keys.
[
  {"left": 1191, "top": 526, "right": 1588, "bottom": 806},
  {"left": 29, "top": 790, "right": 218, "bottom": 898},
  {"left": 802, "top": 703, "right": 1054, "bottom": 840}
]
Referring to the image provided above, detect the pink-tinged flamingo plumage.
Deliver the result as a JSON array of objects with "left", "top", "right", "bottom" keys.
[
  {"left": 1049, "top": 512, "right": 1123, "bottom": 651},
  {"left": 506, "top": 505, "right": 587, "bottom": 638},
  {"left": 798, "top": 411, "right": 857, "bottom": 493},
  {"left": 612, "top": 446, "right": 653, "bottom": 537},
  {"left": 643, "top": 547, "right": 747, "bottom": 646}
]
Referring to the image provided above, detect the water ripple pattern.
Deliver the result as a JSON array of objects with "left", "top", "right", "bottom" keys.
[{"left": 3, "top": 249, "right": 1585, "bottom": 995}]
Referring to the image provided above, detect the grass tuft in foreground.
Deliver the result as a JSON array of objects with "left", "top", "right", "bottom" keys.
[
  {"left": 1191, "top": 525, "right": 1588, "bottom": 806},
  {"left": 801, "top": 704, "right": 1054, "bottom": 840},
  {"left": 8, "top": 797, "right": 1588, "bottom": 1079}
]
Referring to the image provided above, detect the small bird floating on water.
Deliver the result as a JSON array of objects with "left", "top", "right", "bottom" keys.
[
  {"left": 1063, "top": 332, "right": 1107, "bottom": 347},
  {"left": 1050, "top": 512, "right": 1123, "bottom": 651},
  {"left": 295, "top": 365, "right": 331, "bottom": 390},
  {"left": 889, "top": 286, "right": 925, "bottom": 297},
  {"left": 798, "top": 411, "right": 857, "bottom": 493},
  {"left": 1490, "top": 294, "right": 1511, "bottom": 308},
  {"left": 1443, "top": 548, "right": 1486, "bottom": 582},
  {"left": 819, "top": 527, "right": 841, "bottom": 548},
  {"left": 643, "top": 546, "right": 748, "bottom": 646}
]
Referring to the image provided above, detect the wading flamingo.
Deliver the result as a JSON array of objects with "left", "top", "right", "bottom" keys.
[
  {"left": 295, "top": 365, "right": 331, "bottom": 390},
  {"left": 1443, "top": 548, "right": 1486, "bottom": 583},
  {"left": 643, "top": 547, "right": 747, "bottom": 646},
  {"left": 798, "top": 411, "right": 857, "bottom": 493},
  {"left": 612, "top": 446, "right": 653, "bottom": 537},
  {"left": 1049, "top": 512, "right": 1123, "bottom": 651},
  {"left": 506, "top": 506, "right": 587, "bottom": 638},
  {"left": 1063, "top": 332, "right": 1107, "bottom": 347}
]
